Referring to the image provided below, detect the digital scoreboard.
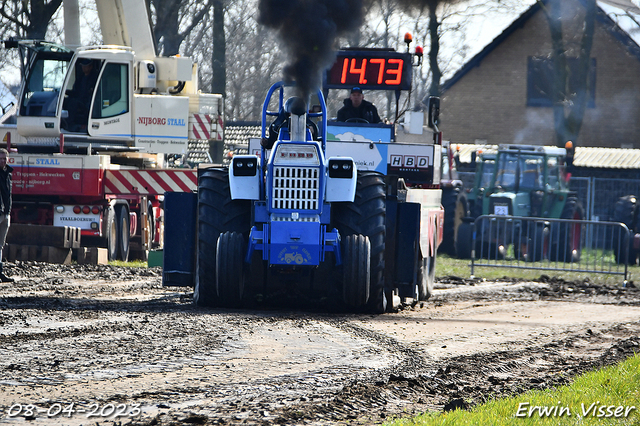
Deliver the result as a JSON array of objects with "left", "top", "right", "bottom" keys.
[{"left": 324, "top": 50, "right": 413, "bottom": 91}]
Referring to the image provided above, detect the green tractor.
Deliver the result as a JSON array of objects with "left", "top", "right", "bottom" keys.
[{"left": 455, "top": 144, "right": 584, "bottom": 262}]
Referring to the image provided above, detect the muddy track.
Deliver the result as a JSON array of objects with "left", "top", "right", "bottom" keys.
[{"left": 0, "top": 262, "right": 639, "bottom": 425}]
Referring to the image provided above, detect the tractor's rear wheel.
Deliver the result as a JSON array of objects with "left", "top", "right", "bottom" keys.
[
  {"left": 342, "top": 234, "right": 371, "bottom": 308},
  {"left": 216, "top": 231, "right": 245, "bottom": 308},
  {"left": 612, "top": 195, "right": 639, "bottom": 265},
  {"left": 332, "top": 171, "right": 386, "bottom": 314},
  {"left": 551, "top": 198, "right": 584, "bottom": 263},
  {"left": 194, "top": 168, "right": 251, "bottom": 307}
]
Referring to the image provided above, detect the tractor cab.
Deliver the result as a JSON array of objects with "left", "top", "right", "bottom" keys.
[{"left": 484, "top": 145, "right": 570, "bottom": 218}]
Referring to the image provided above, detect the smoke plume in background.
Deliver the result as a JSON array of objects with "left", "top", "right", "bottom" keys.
[{"left": 258, "top": 0, "right": 364, "bottom": 101}]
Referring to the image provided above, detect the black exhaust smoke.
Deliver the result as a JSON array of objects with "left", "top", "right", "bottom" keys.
[{"left": 258, "top": 0, "right": 364, "bottom": 100}]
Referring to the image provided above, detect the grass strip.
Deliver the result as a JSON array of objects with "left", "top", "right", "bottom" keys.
[
  {"left": 386, "top": 353, "right": 640, "bottom": 426},
  {"left": 435, "top": 254, "right": 635, "bottom": 287}
]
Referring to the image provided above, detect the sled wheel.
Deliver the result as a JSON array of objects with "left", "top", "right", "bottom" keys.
[
  {"left": 106, "top": 206, "right": 118, "bottom": 261},
  {"left": 455, "top": 221, "right": 474, "bottom": 259},
  {"left": 116, "top": 204, "right": 130, "bottom": 262},
  {"left": 332, "top": 171, "right": 387, "bottom": 314},
  {"left": 342, "top": 234, "right": 370, "bottom": 308},
  {"left": 440, "top": 187, "right": 460, "bottom": 256},
  {"left": 612, "top": 195, "right": 638, "bottom": 265},
  {"left": 417, "top": 248, "right": 436, "bottom": 301},
  {"left": 194, "top": 168, "right": 251, "bottom": 307},
  {"left": 216, "top": 231, "right": 245, "bottom": 308}
]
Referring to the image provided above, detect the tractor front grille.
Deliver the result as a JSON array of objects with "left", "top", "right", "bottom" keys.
[{"left": 271, "top": 166, "right": 320, "bottom": 210}]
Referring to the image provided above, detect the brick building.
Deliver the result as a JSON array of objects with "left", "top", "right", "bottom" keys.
[{"left": 441, "top": 0, "right": 640, "bottom": 149}]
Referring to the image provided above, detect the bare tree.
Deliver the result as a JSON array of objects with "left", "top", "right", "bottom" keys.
[
  {"left": 217, "top": 0, "right": 283, "bottom": 120},
  {"left": 0, "top": 0, "right": 62, "bottom": 39},
  {"left": 150, "top": 0, "right": 213, "bottom": 56},
  {"left": 211, "top": 0, "right": 225, "bottom": 96},
  {"left": 538, "top": 0, "right": 596, "bottom": 147}
]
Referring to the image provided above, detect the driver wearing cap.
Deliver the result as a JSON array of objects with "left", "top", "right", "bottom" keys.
[{"left": 337, "top": 87, "right": 381, "bottom": 124}]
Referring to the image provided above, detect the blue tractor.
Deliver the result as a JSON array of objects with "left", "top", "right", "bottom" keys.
[{"left": 166, "top": 79, "right": 443, "bottom": 313}]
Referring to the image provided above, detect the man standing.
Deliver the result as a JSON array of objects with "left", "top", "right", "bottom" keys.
[
  {"left": 337, "top": 87, "right": 381, "bottom": 124},
  {"left": 0, "top": 148, "right": 13, "bottom": 283}
]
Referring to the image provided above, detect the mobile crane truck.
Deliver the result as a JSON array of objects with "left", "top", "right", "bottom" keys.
[
  {"left": 0, "top": 0, "right": 222, "bottom": 261},
  {"left": 168, "top": 48, "right": 444, "bottom": 313}
]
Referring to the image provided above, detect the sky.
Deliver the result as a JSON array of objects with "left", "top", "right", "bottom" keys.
[{"left": 0, "top": 82, "right": 16, "bottom": 114}]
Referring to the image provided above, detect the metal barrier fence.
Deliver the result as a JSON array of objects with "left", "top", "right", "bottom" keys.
[{"left": 464, "top": 215, "right": 630, "bottom": 283}]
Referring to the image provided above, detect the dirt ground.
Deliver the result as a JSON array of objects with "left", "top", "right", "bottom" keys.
[{"left": 0, "top": 262, "right": 639, "bottom": 426}]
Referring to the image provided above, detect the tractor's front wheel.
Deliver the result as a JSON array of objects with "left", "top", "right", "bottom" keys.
[
  {"left": 514, "top": 223, "right": 548, "bottom": 262},
  {"left": 216, "top": 231, "right": 245, "bottom": 308},
  {"left": 194, "top": 168, "right": 251, "bottom": 307},
  {"left": 342, "top": 234, "right": 371, "bottom": 308},
  {"left": 332, "top": 171, "right": 387, "bottom": 314}
]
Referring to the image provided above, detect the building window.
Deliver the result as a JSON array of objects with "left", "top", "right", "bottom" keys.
[{"left": 527, "top": 56, "right": 596, "bottom": 107}]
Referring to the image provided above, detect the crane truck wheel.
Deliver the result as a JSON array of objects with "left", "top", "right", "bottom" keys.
[
  {"left": 116, "top": 205, "right": 130, "bottom": 262},
  {"left": 106, "top": 206, "right": 118, "bottom": 261},
  {"left": 551, "top": 198, "right": 584, "bottom": 263},
  {"left": 612, "top": 195, "right": 639, "bottom": 265},
  {"left": 146, "top": 202, "right": 155, "bottom": 249},
  {"left": 332, "top": 171, "right": 387, "bottom": 314},
  {"left": 342, "top": 234, "right": 371, "bottom": 308},
  {"left": 216, "top": 232, "right": 245, "bottom": 308},
  {"left": 194, "top": 168, "right": 251, "bottom": 307}
]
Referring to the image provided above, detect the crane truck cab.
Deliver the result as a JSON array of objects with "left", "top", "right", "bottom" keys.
[{"left": 8, "top": 39, "right": 195, "bottom": 154}]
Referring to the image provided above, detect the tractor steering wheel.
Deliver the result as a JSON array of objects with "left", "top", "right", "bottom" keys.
[{"left": 345, "top": 117, "right": 370, "bottom": 124}]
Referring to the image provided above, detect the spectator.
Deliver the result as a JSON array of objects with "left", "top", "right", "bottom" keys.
[
  {"left": 0, "top": 148, "right": 13, "bottom": 282},
  {"left": 337, "top": 87, "right": 381, "bottom": 124}
]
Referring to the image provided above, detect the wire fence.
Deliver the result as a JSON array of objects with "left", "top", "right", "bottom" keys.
[{"left": 461, "top": 215, "right": 630, "bottom": 283}]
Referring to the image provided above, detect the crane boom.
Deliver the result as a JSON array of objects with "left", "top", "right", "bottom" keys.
[
  {"left": 96, "top": 0, "right": 156, "bottom": 59},
  {"left": 63, "top": 0, "right": 156, "bottom": 59}
]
